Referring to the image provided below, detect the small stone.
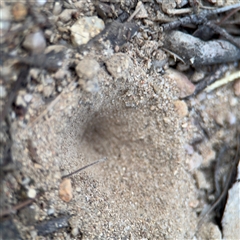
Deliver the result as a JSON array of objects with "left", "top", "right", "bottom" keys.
[
  {"left": 150, "top": 106, "right": 155, "bottom": 111},
  {"left": 163, "top": 117, "right": 171, "bottom": 124},
  {"left": 53, "top": 2, "right": 62, "bottom": 16},
  {"left": 22, "top": 31, "right": 46, "bottom": 53},
  {"left": 58, "top": 9, "right": 77, "bottom": 23},
  {"left": 198, "top": 222, "right": 222, "bottom": 240},
  {"left": 54, "top": 69, "right": 66, "bottom": 80},
  {"left": 230, "top": 97, "right": 238, "bottom": 106},
  {"left": 194, "top": 170, "right": 210, "bottom": 190},
  {"left": 30, "top": 230, "right": 38, "bottom": 239},
  {"left": 0, "top": 85, "right": 7, "bottom": 98},
  {"left": 47, "top": 208, "right": 55, "bottom": 215},
  {"left": 191, "top": 69, "right": 205, "bottom": 82},
  {"left": 105, "top": 53, "right": 133, "bottom": 79},
  {"left": 16, "top": 94, "right": 27, "bottom": 107},
  {"left": 233, "top": 79, "right": 240, "bottom": 96},
  {"left": 27, "top": 188, "right": 37, "bottom": 199},
  {"left": 214, "top": 111, "right": 225, "bottom": 126},
  {"left": 135, "top": 1, "right": 148, "bottom": 19},
  {"left": 199, "top": 144, "right": 216, "bottom": 166},
  {"left": 70, "top": 16, "right": 105, "bottom": 46},
  {"left": 0, "top": 6, "right": 12, "bottom": 21},
  {"left": 43, "top": 85, "right": 54, "bottom": 98},
  {"left": 174, "top": 100, "right": 188, "bottom": 117},
  {"left": 12, "top": 2, "right": 27, "bottom": 21},
  {"left": 59, "top": 178, "right": 73, "bottom": 202},
  {"left": 164, "top": 68, "right": 196, "bottom": 98},
  {"left": 71, "top": 227, "right": 79, "bottom": 237},
  {"left": 29, "top": 68, "right": 41, "bottom": 81},
  {"left": 189, "top": 199, "right": 199, "bottom": 208},
  {"left": 36, "top": 0, "right": 47, "bottom": 5},
  {"left": 44, "top": 44, "right": 67, "bottom": 54},
  {"left": 75, "top": 58, "right": 100, "bottom": 80},
  {"left": 184, "top": 144, "right": 194, "bottom": 155},
  {"left": 57, "top": 86, "right": 62, "bottom": 92},
  {"left": 187, "top": 152, "right": 203, "bottom": 171},
  {"left": 227, "top": 112, "right": 236, "bottom": 125},
  {"left": 79, "top": 78, "right": 99, "bottom": 93},
  {"left": 24, "top": 94, "right": 33, "bottom": 103},
  {"left": 22, "top": 177, "right": 31, "bottom": 186},
  {"left": 0, "top": 6, "right": 12, "bottom": 39},
  {"left": 222, "top": 180, "right": 240, "bottom": 240}
]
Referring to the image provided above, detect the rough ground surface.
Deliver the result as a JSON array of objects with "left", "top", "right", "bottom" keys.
[{"left": 0, "top": 1, "right": 239, "bottom": 240}]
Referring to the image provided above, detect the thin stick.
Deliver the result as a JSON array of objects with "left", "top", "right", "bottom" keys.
[
  {"left": 205, "top": 70, "right": 240, "bottom": 93},
  {"left": 160, "top": 3, "right": 240, "bottom": 32},
  {"left": 205, "top": 22, "right": 240, "bottom": 49},
  {"left": 218, "top": 7, "right": 240, "bottom": 26},
  {"left": 61, "top": 157, "right": 107, "bottom": 179},
  {"left": 0, "top": 195, "right": 40, "bottom": 218}
]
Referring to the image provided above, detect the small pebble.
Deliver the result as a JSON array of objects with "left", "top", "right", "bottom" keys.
[
  {"left": 200, "top": 144, "right": 216, "bottom": 166},
  {"left": 230, "top": 97, "right": 238, "bottom": 106},
  {"left": 71, "top": 227, "right": 79, "bottom": 237},
  {"left": 194, "top": 170, "right": 210, "bottom": 190},
  {"left": 71, "top": 16, "right": 105, "bottom": 46},
  {"left": 227, "top": 112, "right": 236, "bottom": 125},
  {"left": 12, "top": 2, "right": 27, "bottom": 21},
  {"left": 135, "top": 1, "right": 148, "bottom": 19},
  {"left": 22, "top": 177, "right": 31, "bottom": 186},
  {"left": 43, "top": 85, "right": 54, "bottom": 98},
  {"left": 174, "top": 100, "right": 188, "bottom": 117},
  {"left": 189, "top": 199, "right": 199, "bottom": 208},
  {"left": 24, "top": 94, "right": 33, "bottom": 103},
  {"left": 233, "top": 79, "right": 240, "bottom": 96},
  {"left": 0, "top": 6, "right": 12, "bottom": 38},
  {"left": 57, "top": 86, "right": 62, "bottom": 92},
  {"left": 0, "top": 85, "right": 7, "bottom": 98},
  {"left": 75, "top": 58, "right": 100, "bottom": 80},
  {"left": 79, "top": 78, "right": 99, "bottom": 93},
  {"left": 105, "top": 53, "right": 133, "bottom": 79},
  {"left": 58, "top": 9, "right": 77, "bottom": 23},
  {"left": 22, "top": 31, "right": 46, "bottom": 53},
  {"left": 47, "top": 208, "right": 55, "bottom": 215},
  {"left": 36, "top": 0, "right": 47, "bottom": 5},
  {"left": 27, "top": 188, "right": 37, "bottom": 199},
  {"left": 16, "top": 94, "right": 27, "bottom": 107},
  {"left": 59, "top": 178, "right": 73, "bottom": 202},
  {"left": 53, "top": 2, "right": 62, "bottom": 16},
  {"left": 184, "top": 144, "right": 194, "bottom": 155},
  {"left": 187, "top": 152, "right": 203, "bottom": 171},
  {"left": 164, "top": 68, "right": 196, "bottom": 98},
  {"left": 191, "top": 69, "right": 205, "bottom": 82},
  {"left": 199, "top": 222, "right": 222, "bottom": 240},
  {"left": 214, "top": 111, "right": 226, "bottom": 126},
  {"left": 30, "top": 230, "right": 38, "bottom": 239}
]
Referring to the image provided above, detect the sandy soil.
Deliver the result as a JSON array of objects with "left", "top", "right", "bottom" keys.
[{"left": 0, "top": 1, "right": 239, "bottom": 239}]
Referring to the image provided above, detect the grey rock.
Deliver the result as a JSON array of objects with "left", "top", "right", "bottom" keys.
[
  {"left": 75, "top": 58, "right": 100, "bottom": 80},
  {"left": 70, "top": 16, "right": 105, "bottom": 46},
  {"left": 222, "top": 164, "right": 240, "bottom": 240},
  {"left": 22, "top": 31, "right": 46, "bottom": 53}
]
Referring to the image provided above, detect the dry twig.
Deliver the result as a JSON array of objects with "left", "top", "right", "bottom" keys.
[
  {"left": 160, "top": 3, "right": 240, "bottom": 32},
  {"left": 61, "top": 157, "right": 107, "bottom": 179}
]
